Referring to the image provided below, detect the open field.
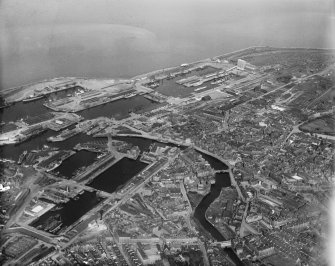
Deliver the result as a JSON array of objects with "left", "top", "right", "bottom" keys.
[{"left": 300, "top": 115, "right": 335, "bottom": 136}]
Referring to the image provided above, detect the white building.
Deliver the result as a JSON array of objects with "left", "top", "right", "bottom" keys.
[
  {"left": 237, "top": 59, "right": 247, "bottom": 70},
  {"left": 246, "top": 214, "right": 263, "bottom": 223},
  {"left": 0, "top": 184, "right": 10, "bottom": 192}
]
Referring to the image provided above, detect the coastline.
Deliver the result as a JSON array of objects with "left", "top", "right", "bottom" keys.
[{"left": 1, "top": 46, "right": 334, "bottom": 101}]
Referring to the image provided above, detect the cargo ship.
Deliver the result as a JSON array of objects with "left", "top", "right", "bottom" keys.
[
  {"left": 43, "top": 214, "right": 62, "bottom": 233},
  {"left": 211, "top": 79, "right": 225, "bottom": 85},
  {"left": 194, "top": 86, "right": 207, "bottom": 92},
  {"left": 188, "top": 81, "right": 204, "bottom": 87},
  {"left": 22, "top": 95, "right": 44, "bottom": 102},
  {"left": 128, "top": 105, "right": 144, "bottom": 113},
  {"left": 49, "top": 223, "right": 63, "bottom": 234},
  {"left": 0, "top": 102, "right": 13, "bottom": 109},
  {"left": 97, "top": 153, "right": 107, "bottom": 159},
  {"left": 205, "top": 73, "right": 217, "bottom": 78},
  {"left": 124, "top": 92, "right": 137, "bottom": 98},
  {"left": 17, "top": 127, "right": 47, "bottom": 143},
  {"left": 18, "top": 150, "right": 28, "bottom": 164},
  {"left": 47, "top": 128, "right": 80, "bottom": 142}
]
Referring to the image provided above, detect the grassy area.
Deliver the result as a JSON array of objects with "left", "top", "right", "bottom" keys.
[
  {"left": 300, "top": 115, "right": 335, "bottom": 136},
  {"left": 262, "top": 253, "right": 298, "bottom": 266}
]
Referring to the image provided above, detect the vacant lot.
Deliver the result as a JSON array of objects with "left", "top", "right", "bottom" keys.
[{"left": 300, "top": 115, "right": 335, "bottom": 136}]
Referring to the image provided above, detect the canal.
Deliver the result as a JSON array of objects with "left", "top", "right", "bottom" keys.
[
  {"left": 30, "top": 190, "right": 104, "bottom": 235},
  {"left": 0, "top": 94, "right": 160, "bottom": 160},
  {"left": 0, "top": 97, "right": 48, "bottom": 124},
  {"left": 53, "top": 150, "right": 99, "bottom": 179},
  {"left": 155, "top": 66, "right": 218, "bottom": 98},
  {"left": 0, "top": 132, "right": 96, "bottom": 161},
  {"left": 78, "top": 95, "right": 161, "bottom": 120},
  {"left": 87, "top": 157, "right": 148, "bottom": 193},
  {"left": 0, "top": 85, "right": 82, "bottom": 124}
]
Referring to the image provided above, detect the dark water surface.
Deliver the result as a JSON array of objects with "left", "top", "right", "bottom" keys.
[
  {"left": 194, "top": 173, "right": 243, "bottom": 265},
  {"left": 54, "top": 150, "right": 98, "bottom": 179},
  {"left": 0, "top": 132, "right": 95, "bottom": 161},
  {"left": 155, "top": 67, "right": 218, "bottom": 98},
  {"left": 78, "top": 95, "right": 160, "bottom": 120},
  {"left": 30, "top": 191, "right": 103, "bottom": 234},
  {"left": 0, "top": 98, "right": 47, "bottom": 123},
  {"left": 87, "top": 157, "right": 148, "bottom": 193},
  {"left": 1, "top": 0, "right": 331, "bottom": 90}
]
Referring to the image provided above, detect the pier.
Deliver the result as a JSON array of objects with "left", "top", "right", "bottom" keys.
[{"left": 74, "top": 153, "right": 118, "bottom": 183}]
